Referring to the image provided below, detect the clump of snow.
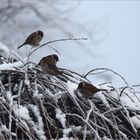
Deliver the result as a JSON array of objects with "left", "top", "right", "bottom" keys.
[
  {"left": 67, "top": 81, "right": 77, "bottom": 90},
  {"left": 130, "top": 115, "right": 140, "bottom": 129},
  {"left": 33, "top": 126, "right": 46, "bottom": 140},
  {"left": 45, "top": 89, "right": 54, "bottom": 98},
  {"left": 0, "top": 124, "right": 10, "bottom": 133},
  {"left": 0, "top": 61, "right": 23, "bottom": 70},
  {"left": 29, "top": 104, "right": 46, "bottom": 140},
  {"left": 95, "top": 92, "right": 110, "bottom": 108},
  {"left": 29, "top": 105, "right": 44, "bottom": 130},
  {"left": 34, "top": 93, "right": 44, "bottom": 99},
  {"left": 66, "top": 81, "right": 78, "bottom": 97},
  {"left": 120, "top": 90, "right": 140, "bottom": 110},
  {"left": 53, "top": 91, "right": 66, "bottom": 102},
  {"left": 13, "top": 105, "right": 30, "bottom": 120},
  {"left": 56, "top": 108, "right": 66, "bottom": 128},
  {"left": 120, "top": 96, "right": 137, "bottom": 109},
  {"left": 6, "top": 91, "right": 13, "bottom": 106},
  {"left": 6, "top": 91, "right": 12, "bottom": 101},
  {"left": 0, "top": 124, "right": 16, "bottom": 137},
  {"left": 63, "top": 128, "right": 72, "bottom": 138},
  {"left": 109, "top": 90, "right": 120, "bottom": 99},
  {"left": 24, "top": 79, "right": 30, "bottom": 85},
  {"left": 71, "top": 125, "right": 82, "bottom": 132}
]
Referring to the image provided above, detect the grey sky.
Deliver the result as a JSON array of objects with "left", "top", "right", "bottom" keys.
[{"left": 68, "top": 1, "right": 140, "bottom": 86}]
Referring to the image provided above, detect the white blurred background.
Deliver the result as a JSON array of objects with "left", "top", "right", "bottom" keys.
[{"left": 0, "top": 0, "right": 140, "bottom": 87}]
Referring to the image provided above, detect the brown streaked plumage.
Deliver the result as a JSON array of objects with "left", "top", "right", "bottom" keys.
[
  {"left": 39, "top": 54, "right": 59, "bottom": 66},
  {"left": 18, "top": 30, "right": 44, "bottom": 49},
  {"left": 39, "top": 54, "right": 61, "bottom": 76},
  {"left": 39, "top": 54, "right": 68, "bottom": 82},
  {"left": 77, "top": 81, "right": 107, "bottom": 98}
]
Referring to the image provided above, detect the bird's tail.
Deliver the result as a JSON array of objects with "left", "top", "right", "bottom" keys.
[
  {"left": 100, "top": 89, "right": 108, "bottom": 92},
  {"left": 17, "top": 43, "right": 25, "bottom": 49},
  {"left": 56, "top": 69, "right": 68, "bottom": 82}
]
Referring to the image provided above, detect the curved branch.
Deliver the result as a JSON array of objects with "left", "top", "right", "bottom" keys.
[
  {"left": 84, "top": 67, "right": 129, "bottom": 86},
  {"left": 29, "top": 37, "right": 88, "bottom": 56}
]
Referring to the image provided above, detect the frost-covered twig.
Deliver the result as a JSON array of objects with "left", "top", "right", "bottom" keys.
[
  {"left": 30, "top": 37, "right": 88, "bottom": 56},
  {"left": 84, "top": 68, "right": 129, "bottom": 86}
]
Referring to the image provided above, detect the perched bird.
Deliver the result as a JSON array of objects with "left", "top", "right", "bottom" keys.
[
  {"left": 39, "top": 54, "right": 61, "bottom": 76},
  {"left": 17, "top": 30, "right": 44, "bottom": 49},
  {"left": 39, "top": 54, "right": 68, "bottom": 82},
  {"left": 77, "top": 81, "right": 107, "bottom": 98},
  {"left": 39, "top": 54, "right": 59, "bottom": 66}
]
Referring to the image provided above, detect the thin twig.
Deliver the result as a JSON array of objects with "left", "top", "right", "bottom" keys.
[{"left": 30, "top": 37, "right": 88, "bottom": 56}]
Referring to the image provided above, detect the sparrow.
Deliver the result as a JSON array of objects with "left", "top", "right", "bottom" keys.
[
  {"left": 77, "top": 81, "right": 107, "bottom": 98},
  {"left": 17, "top": 30, "right": 44, "bottom": 49},
  {"left": 38, "top": 54, "right": 61, "bottom": 76},
  {"left": 39, "top": 54, "right": 59, "bottom": 66}
]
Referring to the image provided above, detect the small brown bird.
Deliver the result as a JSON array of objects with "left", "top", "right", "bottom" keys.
[
  {"left": 39, "top": 54, "right": 61, "bottom": 76},
  {"left": 17, "top": 30, "right": 44, "bottom": 49},
  {"left": 77, "top": 81, "right": 107, "bottom": 98},
  {"left": 39, "top": 54, "right": 59, "bottom": 66},
  {"left": 39, "top": 54, "right": 67, "bottom": 82}
]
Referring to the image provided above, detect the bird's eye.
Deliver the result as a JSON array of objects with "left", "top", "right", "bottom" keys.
[
  {"left": 78, "top": 82, "right": 83, "bottom": 88},
  {"left": 53, "top": 55, "right": 58, "bottom": 61}
]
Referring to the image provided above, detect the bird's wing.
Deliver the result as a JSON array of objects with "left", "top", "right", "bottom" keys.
[
  {"left": 25, "top": 31, "right": 37, "bottom": 44},
  {"left": 48, "top": 64, "right": 57, "bottom": 70},
  {"left": 84, "top": 83, "right": 100, "bottom": 92},
  {"left": 48, "top": 64, "right": 61, "bottom": 74}
]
